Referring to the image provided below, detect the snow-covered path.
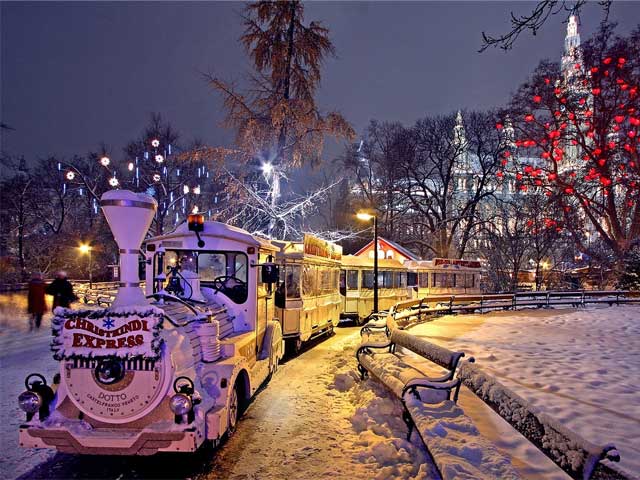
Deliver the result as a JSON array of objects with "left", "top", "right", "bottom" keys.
[{"left": 202, "top": 326, "right": 436, "bottom": 480}]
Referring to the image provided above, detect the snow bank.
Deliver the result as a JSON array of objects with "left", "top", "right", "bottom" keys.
[{"left": 329, "top": 336, "right": 438, "bottom": 479}]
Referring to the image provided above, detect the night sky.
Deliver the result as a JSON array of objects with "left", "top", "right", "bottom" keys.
[{"left": 2, "top": 1, "right": 640, "bottom": 167}]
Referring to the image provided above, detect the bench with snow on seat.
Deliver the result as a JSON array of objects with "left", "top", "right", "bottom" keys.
[
  {"left": 402, "top": 388, "right": 521, "bottom": 480},
  {"left": 356, "top": 328, "right": 471, "bottom": 394},
  {"left": 458, "top": 361, "right": 624, "bottom": 480}
]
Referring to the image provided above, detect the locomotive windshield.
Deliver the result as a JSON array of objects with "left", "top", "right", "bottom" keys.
[{"left": 160, "top": 250, "right": 249, "bottom": 304}]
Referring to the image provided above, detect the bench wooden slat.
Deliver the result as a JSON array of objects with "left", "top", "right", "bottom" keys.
[
  {"left": 390, "top": 329, "right": 465, "bottom": 373},
  {"left": 404, "top": 396, "right": 521, "bottom": 480}
]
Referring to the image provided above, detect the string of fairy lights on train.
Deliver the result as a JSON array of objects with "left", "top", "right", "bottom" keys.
[{"left": 59, "top": 137, "right": 215, "bottom": 221}]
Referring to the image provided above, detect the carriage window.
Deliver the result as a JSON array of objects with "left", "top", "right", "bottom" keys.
[
  {"left": 332, "top": 268, "right": 340, "bottom": 292},
  {"left": 382, "top": 271, "right": 394, "bottom": 288},
  {"left": 302, "top": 264, "right": 317, "bottom": 296},
  {"left": 407, "top": 272, "right": 417, "bottom": 287},
  {"left": 347, "top": 270, "right": 359, "bottom": 290},
  {"left": 155, "top": 250, "right": 250, "bottom": 304},
  {"left": 362, "top": 270, "right": 375, "bottom": 289},
  {"left": 199, "top": 253, "right": 227, "bottom": 281},
  {"left": 286, "top": 265, "right": 301, "bottom": 299},
  {"left": 419, "top": 272, "right": 429, "bottom": 288},
  {"left": 465, "top": 274, "right": 475, "bottom": 288},
  {"left": 395, "top": 272, "right": 406, "bottom": 288},
  {"left": 320, "top": 268, "right": 333, "bottom": 294}
]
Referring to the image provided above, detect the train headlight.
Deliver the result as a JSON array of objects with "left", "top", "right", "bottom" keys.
[
  {"left": 18, "top": 390, "right": 42, "bottom": 414},
  {"left": 169, "top": 394, "right": 193, "bottom": 415}
]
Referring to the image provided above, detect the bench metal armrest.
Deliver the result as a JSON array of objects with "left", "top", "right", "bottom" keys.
[
  {"left": 401, "top": 377, "right": 463, "bottom": 403},
  {"left": 356, "top": 341, "right": 394, "bottom": 360},
  {"left": 360, "top": 323, "right": 390, "bottom": 337}
]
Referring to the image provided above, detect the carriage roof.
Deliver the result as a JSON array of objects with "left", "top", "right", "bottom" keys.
[{"left": 146, "top": 221, "right": 278, "bottom": 252}]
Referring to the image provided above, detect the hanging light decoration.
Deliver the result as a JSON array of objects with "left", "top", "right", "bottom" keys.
[
  {"left": 100, "top": 156, "right": 110, "bottom": 167},
  {"left": 151, "top": 139, "right": 160, "bottom": 148},
  {"left": 128, "top": 162, "right": 134, "bottom": 171},
  {"left": 109, "top": 177, "right": 119, "bottom": 187},
  {"left": 153, "top": 173, "right": 161, "bottom": 182},
  {"left": 155, "top": 154, "right": 164, "bottom": 163},
  {"left": 192, "top": 206, "right": 199, "bottom": 214},
  {"left": 65, "top": 171, "right": 76, "bottom": 181},
  {"left": 183, "top": 185, "right": 190, "bottom": 194},
  {"left": 194, "top": 185, "right": 201, "bottom": 195}
]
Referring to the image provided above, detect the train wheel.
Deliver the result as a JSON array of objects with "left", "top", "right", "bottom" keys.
[
  {"left": 228, "top": 384, "right": 239, "bottom": 434},
  {"left": 285, "top": 338, "right": 302, "bottom": 356}
]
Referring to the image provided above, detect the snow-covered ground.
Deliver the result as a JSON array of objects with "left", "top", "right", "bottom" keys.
[
  {"left": 3, "top": 292, "right": 637, "bottom": 479},
  {"left": 408, "top": 305, "right": 640, "bottom": 479}
]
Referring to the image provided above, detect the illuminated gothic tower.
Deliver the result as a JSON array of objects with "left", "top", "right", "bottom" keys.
[{"left": 561, "top": 15, "right": 583, "bottom": 82}]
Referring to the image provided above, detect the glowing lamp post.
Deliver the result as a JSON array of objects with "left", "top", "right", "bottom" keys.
[
  {"left": 356, "top": 211, "right": 378, "bottom": 314},
  {"left": 78, "top": 244, "right": 93, "bottom": 289}
]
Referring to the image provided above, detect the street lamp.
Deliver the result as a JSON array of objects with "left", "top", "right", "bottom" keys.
[
  {"left": 78, "top": 244, "right": 93, "bottom": 289},
  {"left": 356, "top": 211, "right": 378, "bottom": 314}
]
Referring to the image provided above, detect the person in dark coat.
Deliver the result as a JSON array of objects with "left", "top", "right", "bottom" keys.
[
  {"left": 46, "top": 271, "right": 77, "bottom": 310},
  {"left": 27, "top": 272, "right": 47, "bottom": 329}
]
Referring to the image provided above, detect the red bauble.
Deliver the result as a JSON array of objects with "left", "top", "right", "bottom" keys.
[
  {"left": 533, "top": 95, "right": 542, "bottom": 103},
  {"left": 592, "top": 88, "right": 601, "bottom": 95},
  {"left": 615, "top": 115, "right": 625, "bottom": 123},
  {"left": 525, "top": 114, "right": 534, "bottom": 122},
  {"left": 496, "top": 123, "right": 503, "bottom": 130},
  {"left": 603, "top": 57, "right": 612, "bottom": 65}
]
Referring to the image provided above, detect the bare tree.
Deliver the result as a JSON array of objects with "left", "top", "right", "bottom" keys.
[
  {"left": 398, "top": 112, "right": 503, "bottom": 258},
  {"left": 480, "top": 0, "right": 612, "bottom": 52}
]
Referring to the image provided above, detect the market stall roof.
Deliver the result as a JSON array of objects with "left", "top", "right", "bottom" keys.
[{"left": 354, "top": 237, "right": 420, "bottom": 262}]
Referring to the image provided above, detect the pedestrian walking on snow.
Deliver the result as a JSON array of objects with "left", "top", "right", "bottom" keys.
[
  {"left": 27, "top": 272, "right": 47, "bottom": 330},
  {"left": 46, "top": 271, "right": 77, "bottom": 310}
]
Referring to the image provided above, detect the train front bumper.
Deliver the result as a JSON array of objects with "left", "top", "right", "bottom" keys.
[{"left": 19, "top": 424, "right": 199, "bottom": 455}]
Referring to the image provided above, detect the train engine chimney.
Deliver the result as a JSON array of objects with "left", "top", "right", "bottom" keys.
[{"left": 100, "top": 190, "right": 157, "bottom": 307}]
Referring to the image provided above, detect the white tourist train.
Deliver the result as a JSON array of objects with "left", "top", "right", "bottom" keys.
[
  {"left": 272, "top": 235, "right": 342, "bottom": 354},
  {"left": 18, "top": 190, "right": 284, "bottom": 455}
]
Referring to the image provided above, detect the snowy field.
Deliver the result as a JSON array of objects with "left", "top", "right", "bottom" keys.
[{"left": 408, "top": 305, "right": 640, "bottom": 479}]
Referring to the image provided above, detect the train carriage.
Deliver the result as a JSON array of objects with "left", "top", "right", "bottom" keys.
[
  {"left": 405, "top": 258, "right": 483, "bottom": 299},
  {"left": 272, "top": 235, "right": 342, "bottom": 354},
  {"left": 339, "top": 255, "right": 409, "bottom": 324}
]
